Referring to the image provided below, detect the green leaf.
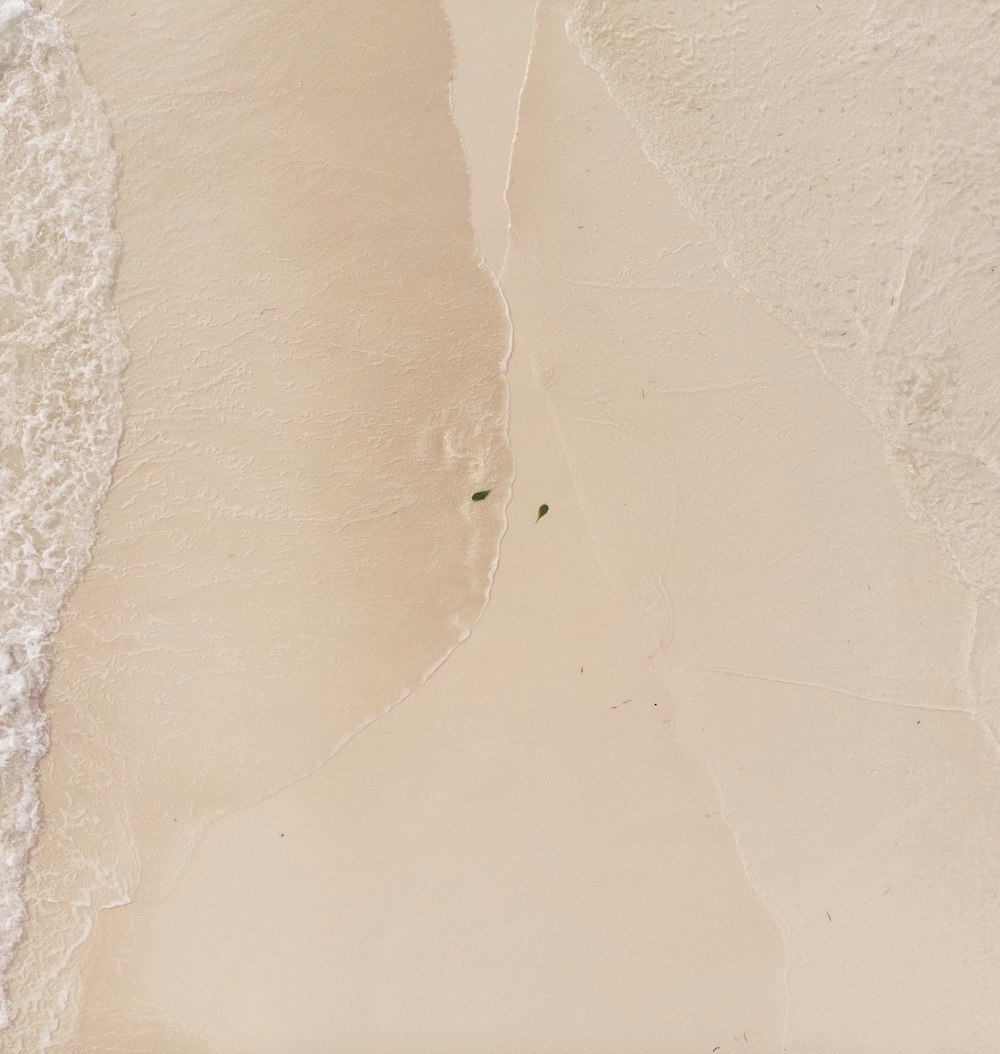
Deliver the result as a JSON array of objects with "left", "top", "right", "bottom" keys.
[
  {"left": 536, "top": 503, "right": 549, "bottom": 521},
  {"left": 471, "top": 490, "right": 491, "bottom": 502}
]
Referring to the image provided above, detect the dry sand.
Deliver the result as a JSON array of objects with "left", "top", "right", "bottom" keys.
[{"left": 6, "top": 0, "right": 1000, "bottom": 1051}]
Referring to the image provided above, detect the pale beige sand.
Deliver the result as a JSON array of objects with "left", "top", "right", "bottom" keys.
[
  {"left": 507, "top": 4, "right": 1000, "bottom": 1049},
  {"left": 443, "top": 0, "right": 536, "bottom": 276},
  {"left": 8, "top": 0, "right": 1000, "bottom": 1051},
  {"left": 63, "top": 306, "right": 783, "bottom": 1051},
  {"left": 13, "top": 0, "right": 782, "bottom": 1049}
]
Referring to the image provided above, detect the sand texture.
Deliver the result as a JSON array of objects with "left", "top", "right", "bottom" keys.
[{"left": 2, "top": 0, "right": 1000, "bottom": 1050}]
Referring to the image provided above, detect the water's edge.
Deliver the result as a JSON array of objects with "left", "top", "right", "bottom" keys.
[{"left": 0, "top": 2, "right": 127, "bottom": 1026}]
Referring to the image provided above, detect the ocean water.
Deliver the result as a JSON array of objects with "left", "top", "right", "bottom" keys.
[
  {"left": 564, "top": 0, "right": 1000, "bottom": 602},
  {"left": 0, "top": 1, "right": 126, "bottom": 1023}
]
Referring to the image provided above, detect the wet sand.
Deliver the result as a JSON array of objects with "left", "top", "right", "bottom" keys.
[
  {"left": 8, "top": 0, "right": 1000, "bottom": 1051},
  {"left": 11, "top": 0, "right": 514, "bottom": 1045}
]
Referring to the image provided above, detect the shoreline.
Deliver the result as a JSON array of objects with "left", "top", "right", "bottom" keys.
[
  {"left": 11, "top": 0, "right": 515, "bottom": 1046},
  {"left": 7, "top": 0, "right": 1000, "bottom": 1049}
]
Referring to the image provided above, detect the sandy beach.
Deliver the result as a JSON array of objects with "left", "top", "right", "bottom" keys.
[{"left": 4, "top": 0, "right": 1000, "bottom": 1050}]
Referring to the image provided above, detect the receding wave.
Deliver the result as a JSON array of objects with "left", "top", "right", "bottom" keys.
[
  {"left": 0, "top": 0, "right": 126, "bottom": 1022},
  {"left": 563, "top": 0, "right": 1000, "bottom": 601}
]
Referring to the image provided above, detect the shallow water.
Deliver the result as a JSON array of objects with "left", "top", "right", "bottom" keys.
[{"left": 564, "top": 0, "right": 1000, "bottom": 602}]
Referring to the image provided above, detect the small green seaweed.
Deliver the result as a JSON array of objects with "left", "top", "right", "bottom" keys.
[
  {"left": 536, "top": 503, "right": 549, "bottom": 522},
  {"left": 471, "top": 490, "right": 491, "bottom": 502}
]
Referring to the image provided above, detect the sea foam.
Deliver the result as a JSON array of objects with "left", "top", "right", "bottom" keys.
[{"left": 0, "top": 1, "right": 126, "bottom": 1023}]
